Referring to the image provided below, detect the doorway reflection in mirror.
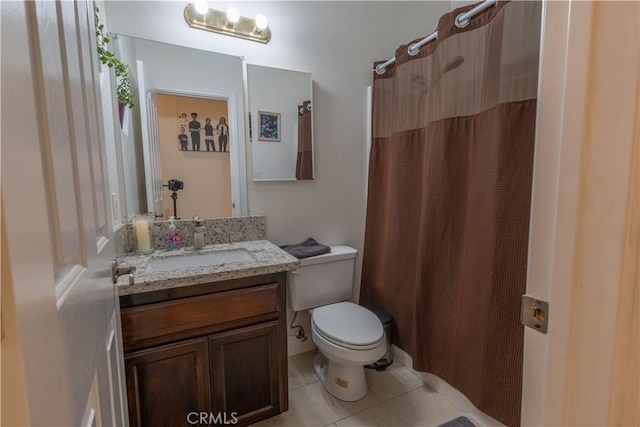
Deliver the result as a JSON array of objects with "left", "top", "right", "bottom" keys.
[{"left": 157, "top": 93, "right": 233, "bottom": 219}]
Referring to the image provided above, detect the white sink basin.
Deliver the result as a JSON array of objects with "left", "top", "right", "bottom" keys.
[{"left": 144, "top": 249, "right": 256, "bottom": 274}]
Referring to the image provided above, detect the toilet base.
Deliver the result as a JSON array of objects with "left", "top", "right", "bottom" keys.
[{"left": 313, "top": 352, "right": 368, "bottom": 401}]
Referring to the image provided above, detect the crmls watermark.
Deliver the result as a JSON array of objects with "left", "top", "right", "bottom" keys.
[{"left": 187, "top": 412, "right": 239, "bottom": 425}]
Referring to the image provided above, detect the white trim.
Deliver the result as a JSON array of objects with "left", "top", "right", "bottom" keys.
[
  {"left": 137, "top": 60, "right": 159, "bottom": 216},
  {"left": 365, "top": 86, "right": 372, "bottom": 197},
  {"left": 522, "top": 2, "right": 591, "bottom": 422}
]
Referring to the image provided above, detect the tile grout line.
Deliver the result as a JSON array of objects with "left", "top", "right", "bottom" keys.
[
  {"left": 289, "top": 355, "right": 444, "bottom": 427},
  {"left": 367, "top": 385, "right": 383, "bottom": 403},
  {"left": 288, "top": 382, "right": 308, "bottom": 392},
  {"left": 330, "top": 385, "right": 423, "bottom": 426},
  {"left": 291, "top": 355, "right": 312, "bottom": 381},
  {"left": 289, "top": 354, "right": 305, "bottom": 375},
  {"left": 403, "top": 366, "right": 471, "bottom": 418},
  {"left": 290, "top": 352, "right": 381, "bottom": 426}
]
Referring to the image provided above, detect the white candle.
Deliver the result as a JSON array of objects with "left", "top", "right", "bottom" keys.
[{"left": 135, "top": 218, "right": 151, "bottom": 253}]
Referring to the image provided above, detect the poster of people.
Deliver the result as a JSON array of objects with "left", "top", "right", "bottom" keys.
[{"left": 177, "top": 111, "right": 229, "bottom": 152}]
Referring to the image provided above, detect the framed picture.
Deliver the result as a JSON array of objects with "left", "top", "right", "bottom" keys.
[
  {"left": 176, "top": 109, "right": 230, "bottom": 153},
  {"left": 257, "top": 111, "right": 281, "bottom": 142}
]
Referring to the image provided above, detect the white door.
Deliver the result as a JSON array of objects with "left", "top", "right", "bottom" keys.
[
  {"left": 137, "top": 59, "right": 164, "bottom": 217},
  {"left": 522, "top": 1, "right": 639, "bottom": 425},
  {"left": 1, "top": 1, "right": 127, "bottom": 425}
]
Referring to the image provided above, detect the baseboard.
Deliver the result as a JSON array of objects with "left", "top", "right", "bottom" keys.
[
  {"left": 392, "top": 345, "right": 505, "bottom": 427},
  {"left": 287, "top": 333, "right": 317, "bottom": 356}
]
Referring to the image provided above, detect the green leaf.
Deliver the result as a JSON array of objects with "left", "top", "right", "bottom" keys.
[{"left": 94, "top": 4, "right": 135, "bottom": 110}]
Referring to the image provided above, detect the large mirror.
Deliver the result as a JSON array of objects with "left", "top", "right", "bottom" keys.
[
  {"left": 113, "top": 36, "right": 315, "bottom": 222},
  {"left": 247, "top": 65, "right": 314, "bottom": 181},
  {"left": 113, "top": 35, "right": 247, "bottom": 221}
]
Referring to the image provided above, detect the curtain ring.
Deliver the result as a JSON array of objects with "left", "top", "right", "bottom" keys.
[
  {"left": 455, "top": 13, "right": 471, "bottom": 28},
  {"left": 374, "top": 64, "right": 386, "bottom": 75},
  {"left": 306, "top": 103, "right": 312, "bottom": 111},
  {"left": 407, "top": 43, "right": 420, "bottom": 57}
]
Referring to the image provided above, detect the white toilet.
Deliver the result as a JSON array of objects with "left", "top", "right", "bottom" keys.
[{"left": 287, "top": 246, "right": 385, "bottom": 401}]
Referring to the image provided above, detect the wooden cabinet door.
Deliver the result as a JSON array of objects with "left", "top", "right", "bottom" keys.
[
  {"left": 125, "top": 338, "right": 211, "bottom": 427},
  {"left": 209, "top": 321, "right": 283, "bottom": 426}
]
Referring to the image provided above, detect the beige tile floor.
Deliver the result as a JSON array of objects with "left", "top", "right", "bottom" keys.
[{"left": 251, "top": 350, "right": 463, "bottom": 427}]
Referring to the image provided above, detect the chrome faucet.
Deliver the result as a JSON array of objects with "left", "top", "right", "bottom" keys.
[{"left": 193, "top": 215, "right": 205, "bottom": 250}]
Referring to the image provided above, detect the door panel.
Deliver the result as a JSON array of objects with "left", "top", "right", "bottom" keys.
[
  {"left": 1, "top": 1, "right": 126, "bottom": 424},
  {"left": 106, "top": 311, "right": 128, "bottom": 426},
  {"left": 34, "top": 0, "right": 85, "bottom": 289},
  {"left": 79, "top": 0, "right": 110, "bottom": 247},
  {"left": 523, "top": 1, "right": 639, "bottom": 425}
]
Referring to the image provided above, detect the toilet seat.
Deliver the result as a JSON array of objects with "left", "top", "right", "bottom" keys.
[{"left": 312, "top": 302, "right": 384, "bottom": 351}]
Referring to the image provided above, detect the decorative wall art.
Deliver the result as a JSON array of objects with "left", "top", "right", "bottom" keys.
[
  {"left": 257, "top": 111, "right": 281, "bottom": 142},
  {"left": 176, "top": 111, "right": 230, "bottom": 152}
]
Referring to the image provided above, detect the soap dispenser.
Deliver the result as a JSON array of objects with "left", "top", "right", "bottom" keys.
[
  {"left": 164, "top": 216, "right": 182, "bottom": 250},
  {"left": 193, "top": 216, "right": 205, "bottom": 250}
]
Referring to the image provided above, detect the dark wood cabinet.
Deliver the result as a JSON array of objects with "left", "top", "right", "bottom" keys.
[
  {"left": 210, "top": 321, "right": 282, "bottom": 425},
  {"left": 120, "top": 273, "right": 288, "bottom": 427},
  {"left": 125, "top": 338, "right": 211, "bottom": 427}
]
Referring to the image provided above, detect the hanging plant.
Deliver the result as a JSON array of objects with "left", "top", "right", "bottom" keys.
[{"left": 94, "top": 5, "right": 135, "bottom": 109}]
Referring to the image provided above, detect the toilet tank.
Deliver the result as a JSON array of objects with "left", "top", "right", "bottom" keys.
[{"left": 287, "top": 246, "right": 358, "bottom": 312}]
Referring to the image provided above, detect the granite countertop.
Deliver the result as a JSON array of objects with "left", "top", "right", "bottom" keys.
[{"left": 117, "top": 240, "right": 299, "bottom": 296}]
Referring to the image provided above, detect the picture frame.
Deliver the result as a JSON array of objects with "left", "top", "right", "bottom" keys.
[
  {"left": 257, "top": 111, "right": 281, "bottom": 142},
  {"left": 176, "top": 108, "right": 230, "bottom": 153}
]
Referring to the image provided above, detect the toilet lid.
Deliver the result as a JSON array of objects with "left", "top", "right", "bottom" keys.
[{"left": 312, "top": 302, "right": 383, "bottom": 347}]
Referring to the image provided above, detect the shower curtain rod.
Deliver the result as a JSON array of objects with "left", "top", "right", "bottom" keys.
[{"left": 374, "top": 0, "right": 497, "bottom": 75}]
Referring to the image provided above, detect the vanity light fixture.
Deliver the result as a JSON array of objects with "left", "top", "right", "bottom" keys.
[
  {"left": 193, "top": 0, "right": 209, "bottom": 16},
  {"left": 184, "top": 3, "right": 271, "bottom": 44},
  {"left": 254, "top": 14, "right": 268, "bottom": 33},
  {"left": 225, "top": 7, "right": 240, "bottom": 27}
]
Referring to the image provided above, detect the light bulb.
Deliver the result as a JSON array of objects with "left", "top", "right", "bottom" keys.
[
  {"left": 255, "top": 14, "right": 268, "bottom": 31},
  {"left": 226, "top": 7, "right": 240, "bottom": 24},
  {"left": 193, "top": 0, "right": 208, "bottom": 15}
]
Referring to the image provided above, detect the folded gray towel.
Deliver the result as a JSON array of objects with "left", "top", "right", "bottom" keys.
[{"left": 281, "top": 238, "right": 331, "bottom": 259}]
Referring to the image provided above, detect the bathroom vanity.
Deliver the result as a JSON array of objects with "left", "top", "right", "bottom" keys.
[{"left": 117, "top": 240, "right": 298, "bottom": 427}]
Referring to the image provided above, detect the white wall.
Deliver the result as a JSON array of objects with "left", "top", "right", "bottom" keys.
[
  {"left": 451, "top": 0, "right": 478, "bottom": 10},
  {"left": 105, "top": 1, "right": 451, "bottom": 353}
]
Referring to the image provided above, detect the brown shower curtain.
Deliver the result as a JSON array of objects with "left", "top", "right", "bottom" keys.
[
  {"left": 296, "top": 100, "right": 313, "bottom": 179},
  {"left": 360, "top": 2, "right": 541, "bottom": 426}
]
